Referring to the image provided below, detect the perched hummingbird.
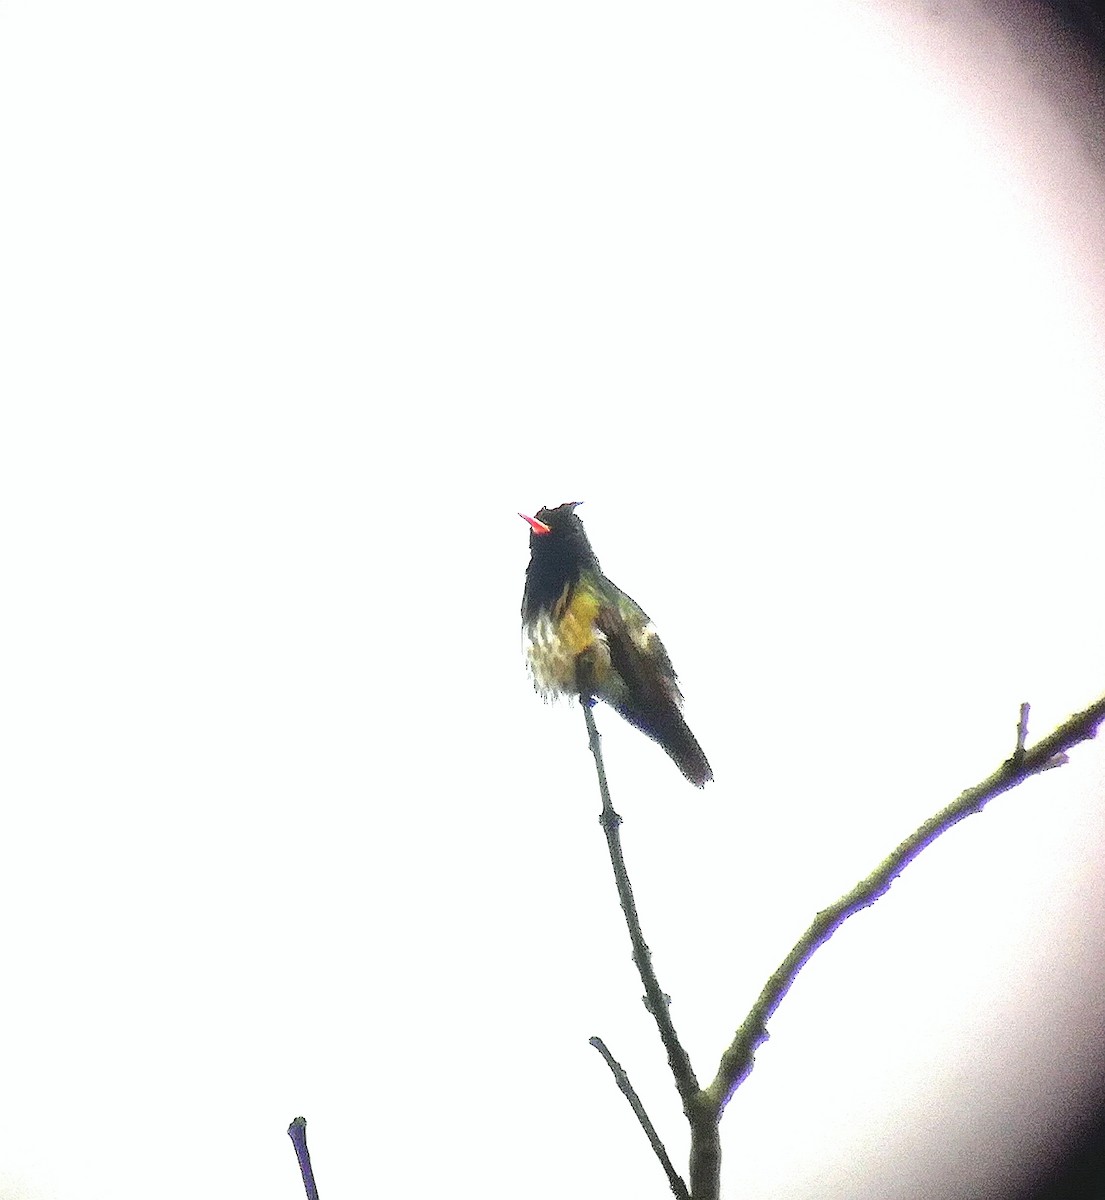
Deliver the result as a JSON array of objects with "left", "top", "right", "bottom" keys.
[{"left": 520, "top": 502, "right": 712, "bottom": 787}]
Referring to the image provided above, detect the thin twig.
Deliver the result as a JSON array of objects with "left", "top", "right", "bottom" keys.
[
  {"left": 589, "top": 1036, "right": 690, "bottom": 1200},
  {"left": 287, "top": 1116, "right": 320, "bottom": 1200},
  {"left": 705, "top": 693, "right": 1105, "bottom": 1114},
  {"left": 582, "top": 703, "right": 700, "bottom": 1106},
  {"left": 1014, "top": 702, "right": 1030, "bottom": 766}
]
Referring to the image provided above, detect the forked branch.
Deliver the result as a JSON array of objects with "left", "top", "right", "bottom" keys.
[{"left": 586, "top": 694, "right": 1105, "bottom": 1200}]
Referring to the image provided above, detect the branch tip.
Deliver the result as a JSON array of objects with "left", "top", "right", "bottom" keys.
[
  {"left": 1013, "top": 701, "right": 1030, "bottom": 764},
  {"left": 287, "top": 1114, "right": 319, "bottom": 1200}
]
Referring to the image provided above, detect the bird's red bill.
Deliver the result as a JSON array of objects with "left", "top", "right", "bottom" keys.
[{"left": 519, "top": 513, "right": 552, "bottom": 535}]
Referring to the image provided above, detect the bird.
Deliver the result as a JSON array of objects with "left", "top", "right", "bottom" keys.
[{"left": 520, "top": 502, "right": 712, "bottom": 787}]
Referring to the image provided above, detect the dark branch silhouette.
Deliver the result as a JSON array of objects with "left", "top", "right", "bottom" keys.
[
  {"left": 589, "top": 1036, "right": 690, "bottom": 1200},
  {"left": 586, "top": 693, "right": 1105, "bottom": 1200},
  {"left": 706, "top": 696, "right": 1101, "bottom": 1114},
  {"left": 288, "top": 1116, "right": 320, "bottom": 1200}
]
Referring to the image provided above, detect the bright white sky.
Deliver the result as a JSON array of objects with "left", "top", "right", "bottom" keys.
[{"left": 2, "top": 2, "right": 1105, "bottom": 1199}]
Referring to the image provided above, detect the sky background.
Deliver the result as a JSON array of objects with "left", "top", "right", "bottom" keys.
[{"left": 2, "top": 2, "right": 1105, "bottom": 1198}]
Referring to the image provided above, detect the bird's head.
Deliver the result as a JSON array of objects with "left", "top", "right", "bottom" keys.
[{"left": 520, "top": 502, "right": 600, "bottom": 613}]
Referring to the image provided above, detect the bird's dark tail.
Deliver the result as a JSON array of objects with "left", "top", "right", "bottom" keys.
[
  {"left": 614, "top": 699, "right": 713, "bottom": 787},
  {"left": 592, "top": 602, "right": 714, "bottom": 788}
]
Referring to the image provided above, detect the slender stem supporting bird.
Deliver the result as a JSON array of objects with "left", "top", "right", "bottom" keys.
[
  {"left": 589, "top": 1037, "right": 690, "bottom": 1200},
  {"left": 583, "top": 693, "right": 1104, "bottom": 1200},
  {"left": 287, "top": 1116, "right": 320, "bottom": 1200},
  {"left": 583, "top": 702, "right": 711, "bottom": 1196},
  {"left": 583, "top": 703, "right": 700, "bottom": 1106},
  {"left": 704, "top": 693, "right": 1105, "bottom": 1115},
  {"left": 584, "top": 706, "right": 725, "bottom": 1196}
]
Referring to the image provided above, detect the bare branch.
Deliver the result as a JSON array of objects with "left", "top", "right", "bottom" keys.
[
  {"left": 705, "top": 693, "right": 1105, "bottom": 1114},
  {"left": 589, "top": 1036, "right": 690, "bottom": 1200},
  {"left": 583, "top": 703, "right": 699, "bottom": 1107},
  {"left": 1014, "top": 701, "right": 1030, "bottom": 765},
  {"left": 287, "top": 1116, "right": 320, "bottom": 1200}
]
